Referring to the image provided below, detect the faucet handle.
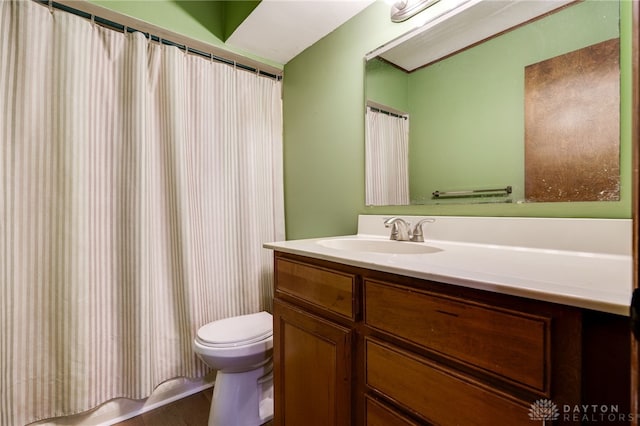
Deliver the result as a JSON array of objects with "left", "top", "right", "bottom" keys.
[{"left": 411, "top": 218, "right": 435, "bottom": 242}]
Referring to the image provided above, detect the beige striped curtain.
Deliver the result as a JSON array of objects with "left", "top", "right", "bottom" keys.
[
  {"left": 0, "top": 1, "right": 284, "bottom": 424},
  {"left": 365, "top": 106, "right": 410, "bottom": 206}
]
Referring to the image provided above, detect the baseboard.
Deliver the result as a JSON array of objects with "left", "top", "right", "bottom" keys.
[{"left": 31, "top": 376, "right": 215, "bottom": 426}]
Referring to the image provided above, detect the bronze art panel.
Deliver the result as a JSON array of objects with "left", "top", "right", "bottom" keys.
[{"left": 525, "top": 38, "right": 620, "bottom": 202}]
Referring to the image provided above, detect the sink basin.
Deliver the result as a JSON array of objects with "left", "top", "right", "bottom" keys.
[{"left": 317, "top": 238, "right": 441, "bottom": 254}]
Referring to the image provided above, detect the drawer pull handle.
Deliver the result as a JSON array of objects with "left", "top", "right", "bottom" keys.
[{"left": 436, "top": 309, "right": 459, "bottom": 317}]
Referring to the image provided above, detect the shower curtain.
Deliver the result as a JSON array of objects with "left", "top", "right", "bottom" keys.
[
  {"left": 365, "top": 106, "right": 410, "bottom": 206},
  {"left": 0, "top": 1, "right": 284, "bottom": 424}
]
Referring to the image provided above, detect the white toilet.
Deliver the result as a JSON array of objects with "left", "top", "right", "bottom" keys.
[{"left": 193, "top": 311, "right": 274, "bottom": 426}]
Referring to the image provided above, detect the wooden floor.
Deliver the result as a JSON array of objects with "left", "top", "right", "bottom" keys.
[
  {"left": 114, "top": 388, "right": 273, "bottom": 426},
  {"left": 115, "top": 388, "right": 213, "bottom": 426}
]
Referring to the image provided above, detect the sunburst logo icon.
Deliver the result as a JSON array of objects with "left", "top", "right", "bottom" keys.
[{"left": 529, "top": 399, "right": 559, "bottom": 424}]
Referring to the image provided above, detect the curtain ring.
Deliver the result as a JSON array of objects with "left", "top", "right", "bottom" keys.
[
  {"left": 123, "top": 25, "right": 128, "bottom": 36},
  {"left": 90, "top": 14, "right": 95, "bottom": 27},
  {"left": 48, "top": 0, "right": 53, "bottom": 14}
]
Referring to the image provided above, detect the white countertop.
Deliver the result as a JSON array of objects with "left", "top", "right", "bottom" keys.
[{"left": 264, "top": 215, "right": 633, "bottom": 316}]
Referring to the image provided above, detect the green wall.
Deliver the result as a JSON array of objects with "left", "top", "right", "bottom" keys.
[
  {"left": 365, "top": 59, "right": 408, "bottom": 112},
  {"left": 283, "top": 0, "right": 633, "bottom": 239},
  {"left": 407, "top": 0, "right": 619, "bottom": 204},
  {"left": 223, "top": 1, "right": 261, "bottom": 40}
]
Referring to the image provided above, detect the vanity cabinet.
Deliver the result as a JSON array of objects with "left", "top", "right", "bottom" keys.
[
  {"left": 272, "top": 251, "right": 629, "bottom": 426},
  {"left": 273, "top": 300, "right": 352, "bottom": 425},
  {"left": 272, "top": 254, "right": 358, "bottom": 426}
]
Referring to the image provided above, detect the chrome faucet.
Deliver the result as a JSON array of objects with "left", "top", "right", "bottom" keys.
[
  {"left": 384, "top": 217, "right": 412, "bottom": 241},
  {"left": 384, "top": 217, "right": 435, "bottom": 242}
]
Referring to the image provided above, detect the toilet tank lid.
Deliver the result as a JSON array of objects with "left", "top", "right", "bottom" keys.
[{"left": 196, "top": 311, "right": 273, "bottom": 346}]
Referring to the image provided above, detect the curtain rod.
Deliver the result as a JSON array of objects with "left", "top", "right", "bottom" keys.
[
  {"left": 34, "top": 0, "right": 283, "bottom": 81},
  {"left": 366, "top": 101, "right": 408, "bottom": 119}
]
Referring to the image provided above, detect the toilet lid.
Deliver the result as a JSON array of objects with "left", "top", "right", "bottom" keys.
[{"left": 196, "top": 311, "right": 272, "bottom": 347}]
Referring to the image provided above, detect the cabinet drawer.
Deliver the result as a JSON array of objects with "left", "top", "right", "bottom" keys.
[
  {"left": 366, "top": 338, "right": 532, "bottom": 425},
  {"left": 365, "top": 396, "right": 419, "bottom": 426},
  {"left": 364, "top": 280, "right": 549, "bottom": 393},
  {"left": 276, "top": 258, "right": 356, "bottom": 320}
]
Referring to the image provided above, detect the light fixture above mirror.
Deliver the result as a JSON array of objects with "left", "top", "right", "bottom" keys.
[
  {"left": 390, "top": 0, "right": 442, "bottom": 22},
  {"left": 376, "top": 0, "right": 576, "bottom": 70}
]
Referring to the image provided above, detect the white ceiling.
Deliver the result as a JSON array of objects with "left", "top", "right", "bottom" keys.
[{"left": 226, "top": 0, "right": 375, "bottom": 65}]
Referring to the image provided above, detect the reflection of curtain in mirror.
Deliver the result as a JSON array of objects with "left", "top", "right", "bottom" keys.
[{"left": 365, "top": 106, "right": 410, "bottom": 206}]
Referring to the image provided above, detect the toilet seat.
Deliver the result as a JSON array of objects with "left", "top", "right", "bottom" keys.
[{"left": 196, "top": 311, "right": 273, "bottom": 348}]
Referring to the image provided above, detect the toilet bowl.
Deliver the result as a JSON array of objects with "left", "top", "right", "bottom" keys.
[{"left": 193, "top": 311, "right": 274, "bottom": 426}]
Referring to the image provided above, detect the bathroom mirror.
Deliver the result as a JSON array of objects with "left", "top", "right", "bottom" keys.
[{"left": 364, "top": 0, "right": 621, "bottom": 206}]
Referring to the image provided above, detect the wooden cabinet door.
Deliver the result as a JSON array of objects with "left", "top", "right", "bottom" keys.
[{"left": 273, "top": 299, "right": 352, "bottom": 426}]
